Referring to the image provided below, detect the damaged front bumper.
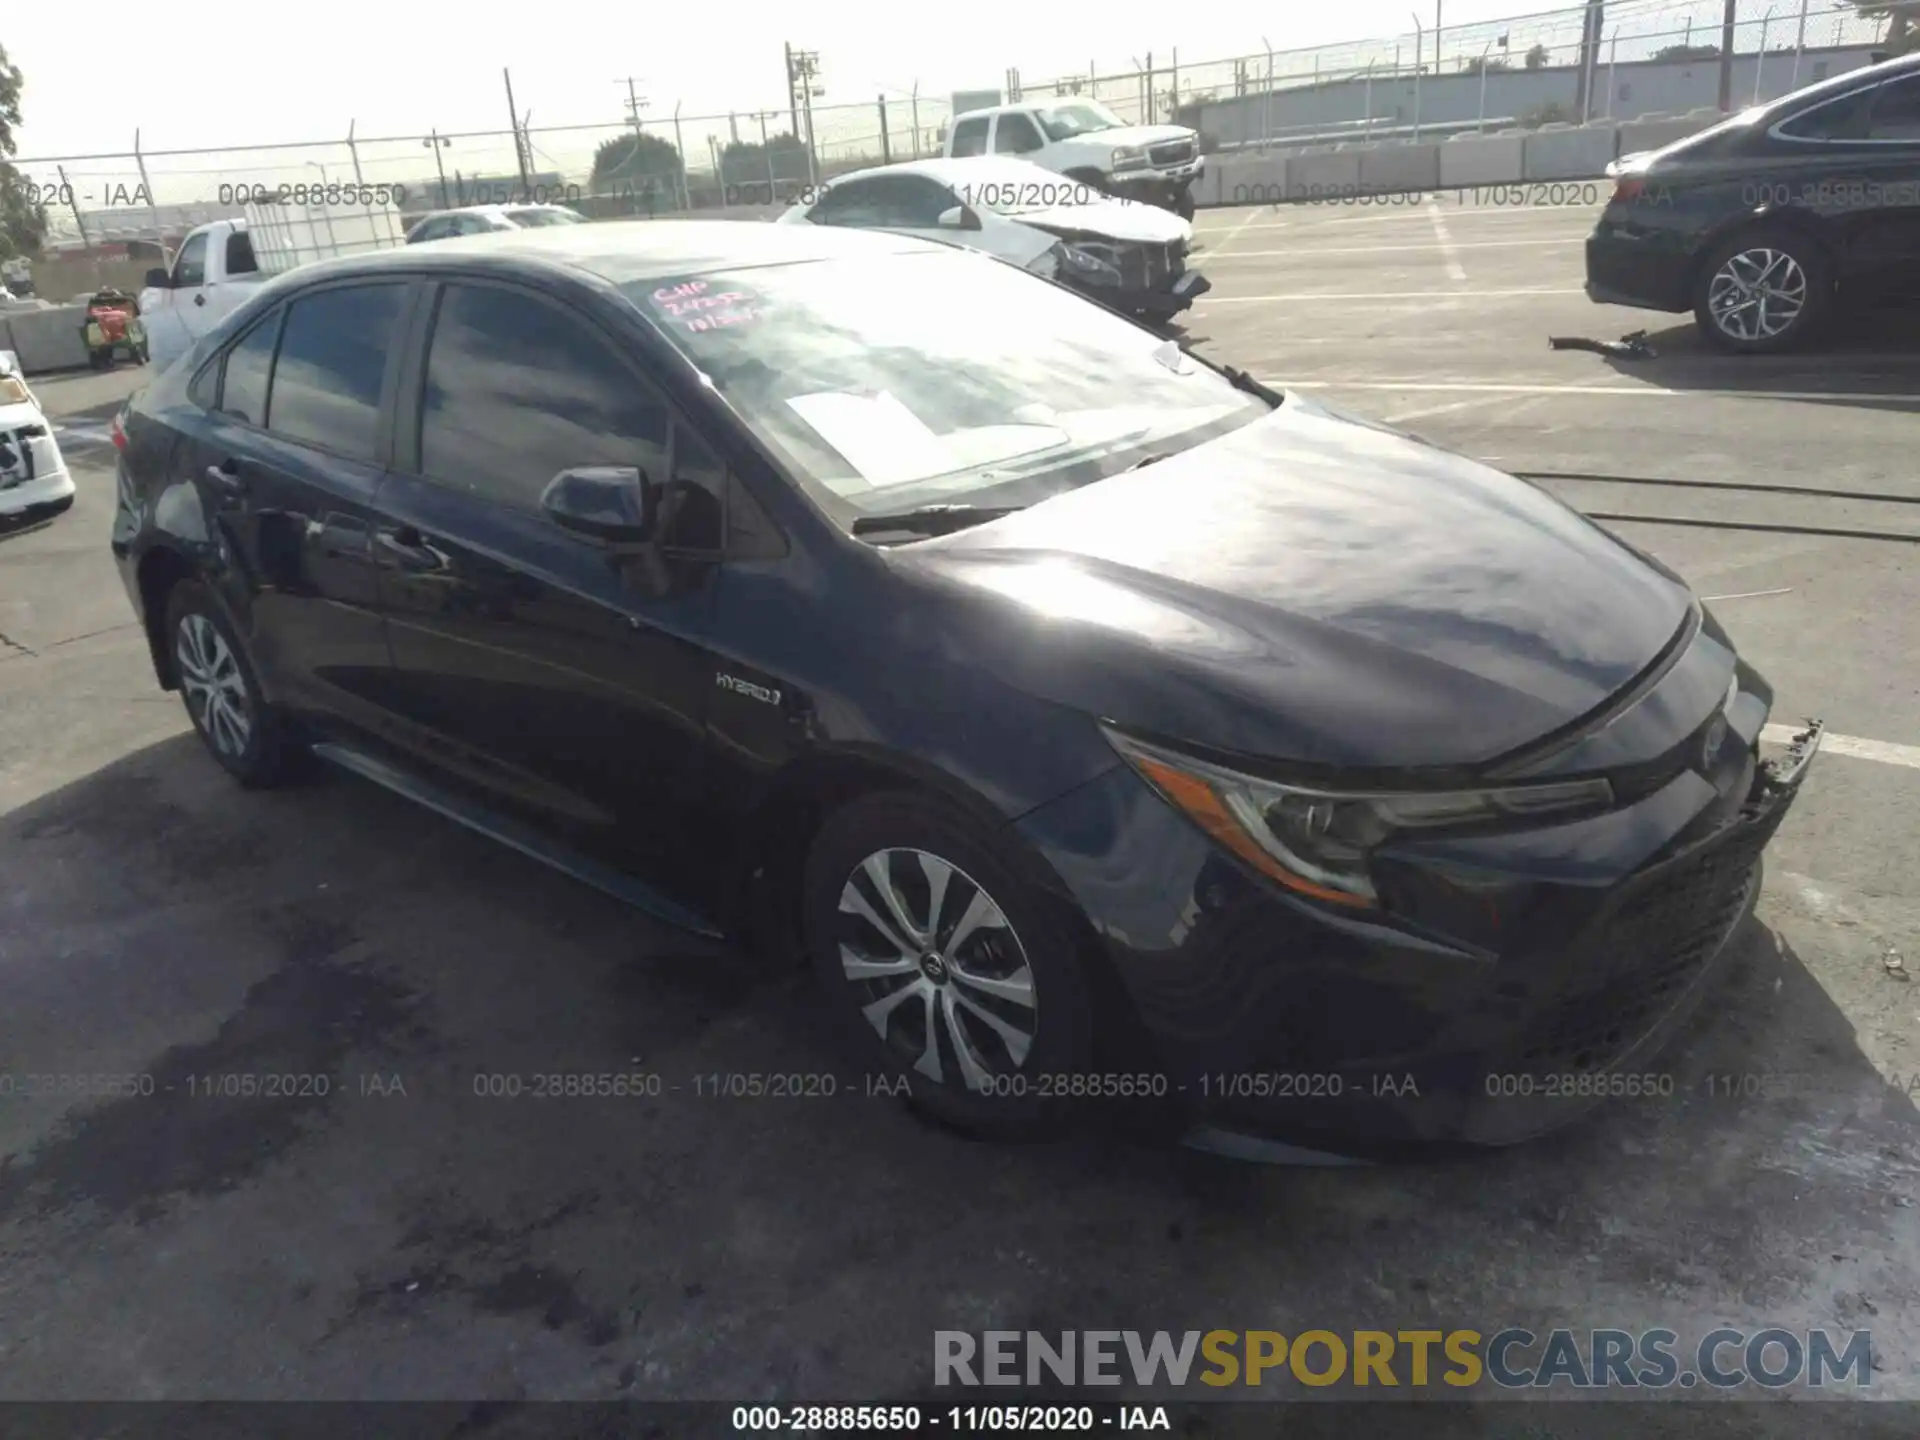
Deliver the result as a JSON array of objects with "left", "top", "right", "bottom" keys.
[{"left": 1066, "top": 268, "right": 1212, "bottom": 319}]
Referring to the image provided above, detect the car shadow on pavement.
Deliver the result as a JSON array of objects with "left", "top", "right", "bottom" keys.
[
  {"left": 1, "top": 735, "right": 1915, "bottom": 1402},
  {"left": 1590, "top": 303, "right": 1920, "bottom": 415}
]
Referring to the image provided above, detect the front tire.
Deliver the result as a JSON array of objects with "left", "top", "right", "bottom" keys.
[
  {"left": 164, "top": 580, "right": 299, "bottom": 788},
  {"left": 801, "top": 791, "right": 1095, "bottom": 1140},
  {"left": 1693, "top": 226, "right": 1832, "bottom": 354}
]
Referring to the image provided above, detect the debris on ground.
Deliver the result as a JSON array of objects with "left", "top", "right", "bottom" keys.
[
  {"left": 1549, "top": 329, "right": 1657, "bottom": 359},
  {"left": 1885, "top": 947, "right": 1909, "bottom": 981}
]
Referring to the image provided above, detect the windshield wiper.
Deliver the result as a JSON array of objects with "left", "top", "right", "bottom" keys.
[
  {"left": 850, "top": 503, "right": 1027, "bottom": 537},
  {"left": 1221, "top": 365, "right": 1285, "bottom": 408}
]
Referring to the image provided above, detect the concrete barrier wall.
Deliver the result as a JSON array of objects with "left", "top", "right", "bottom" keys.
[
  {"left": 1283, "top": 150, "right": 1361, "bottom": 199},
  {"left": 1196, "top": 116, "right": 1719, "bottom": 207},
  {"left": 1358, "top": 144, "right": 1439, "bottom": 194},
  {"left": 1437, "top": 134, "right": 1526, "bottom": 188},
  {"left": 2, "top": 306, "right": 92, "bottom": 374},
  {"left": 1618, "top": 115, "right": 1712, "bottom": 156},
  {"left": 1219, "top": 155, "right": 1288, "bottom": 204},
  {"left": 1521, "top": 126, "right": 1620, "bottom": 181}
]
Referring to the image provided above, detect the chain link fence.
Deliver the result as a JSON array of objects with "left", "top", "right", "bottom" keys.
[{"left": 6, "top": 0, "right": 1900, "bottom": 250}]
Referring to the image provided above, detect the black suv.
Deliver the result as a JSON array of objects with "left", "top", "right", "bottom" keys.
[
  {"left": 111, "top": 221, "right": 1817, "bottom": 1159},
  {"left": 1586, "top": 53, "right": 1920, "bottom": 352}
]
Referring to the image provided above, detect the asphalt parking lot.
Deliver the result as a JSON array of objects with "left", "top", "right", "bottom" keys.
[{"left": 2, "top": 198, "right": 1917, "bottom": 1427}]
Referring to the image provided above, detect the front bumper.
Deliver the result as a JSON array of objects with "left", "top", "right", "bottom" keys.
[
  {"left": 1014, "top": 679, "right": 1820, "bottom": 1159},
  {"left": 1111, "top": 157, "right": 1205, "bottom": 194},
  {"left": 1066, "top": 268, "right": 1211, "bottom": 318},
  {"left": 0, "top": 419, "right": 73, "bottom": 517}
]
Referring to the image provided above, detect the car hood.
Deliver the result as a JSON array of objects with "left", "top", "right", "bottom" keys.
[
  {"left": 1016, "top": 199, "right": 1191, "bottom": 245},
  {"left": 1077, "top": 123, "right": 1195, "bottom": 149},
  {"left": 891, "top": 395, "right": 1693, "bottom": 773}
]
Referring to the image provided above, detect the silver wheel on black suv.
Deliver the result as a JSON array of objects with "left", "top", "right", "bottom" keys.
[
  {"left": 163, "top": 579, "right": 298, "bottom": 787},
  {"left": 1693, "top": 227, "right": 1832, "bottom": 355},
  {"left": 835, "top": 847, "right": 1039, "bottom": 1089},
  {"left": 802, "top": 791, "right": 1096, "bottom": 1139}
]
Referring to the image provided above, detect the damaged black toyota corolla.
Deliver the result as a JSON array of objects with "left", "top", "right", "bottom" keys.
[{"left": 109, "top": 222, "right": 1820, "bottom": 1160}]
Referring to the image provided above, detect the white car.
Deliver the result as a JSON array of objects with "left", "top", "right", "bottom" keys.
[
  {"left": 777, "top": 156, "right": 1210, "bottom": 320},
  {"left": 0, "top": 352, "right": 74, "bottom": 521},
  {"left": 404, "top": 203, "right": 585, "bottom": 243}
]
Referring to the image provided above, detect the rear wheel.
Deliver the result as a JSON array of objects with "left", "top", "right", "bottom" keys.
[
  {"left": 802, "top": 791, "right": 1095, "bottom": 1140},
  {"left": 1693, "top": 226, "right": 1832, "bottom": 354},
  {"left": 164, "top": 580, "right": 299, "bottom": 788}
]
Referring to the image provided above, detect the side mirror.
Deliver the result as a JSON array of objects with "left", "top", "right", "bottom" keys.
[
  {"left": 540, "top": 465, "right": 654, "bottom": 544},
  {"left": 937, "top": 205, "right": 983, "bottom": 232},
  {"left": 144, "top": 267, "right": 171, "bottom": 289}
]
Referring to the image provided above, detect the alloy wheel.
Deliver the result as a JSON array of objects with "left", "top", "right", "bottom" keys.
[
  {"left": 836, "top": 847, "right": 1037, "bottom": 1091},
  {"left": 175, "top": 613, "right": 253, "bottom": 758},
  {"left": 1706, "top": 247, "right": 1808, "bottom": 343}
]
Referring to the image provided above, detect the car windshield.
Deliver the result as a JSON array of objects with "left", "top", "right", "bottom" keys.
[
  {"left": 506, "top": 207, "right": 582, "bottom": 227},
  {"left": 1036, "top": 101, "right": 1127, "bottom": 141},
  {"left": 622, "top": 250, "right": 1265, "bottom": 530}
]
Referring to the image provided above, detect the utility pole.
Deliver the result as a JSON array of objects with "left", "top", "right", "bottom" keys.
[
  {"left": 503, "top": 67, "right": 533, "bottom": 199},
  {"left": 785, "top": 44, "right": 823, "bottom": 184},
  {"left": 423, "top": 129, "right": 453, "bottom": 208},
  {"left": 783, "top": 43, "right": 801, "bottom": 141},
  {"left": 1719, "top": 0, "right": 1739, "bottom": 111},
  {"left": 618, "top": 77, "right": 649, "bottom": 131}
]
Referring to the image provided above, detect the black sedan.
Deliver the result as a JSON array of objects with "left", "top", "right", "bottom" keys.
[
  {"left": 1587, "top": 52, "right": 1920, "bottom": 353},
  {"left": 110, "top": 221, "right": 1819, "bottom": 1159}
]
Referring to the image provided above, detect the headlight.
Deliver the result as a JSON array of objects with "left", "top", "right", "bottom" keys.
[
  {"left": 1111, "top": 146, "right": 1149, "bottom": 170},
  {"left": 1055, "top": 242, "right": 1122, "bottom": 284},
  {"left": 0, "top": 376, "right": 31, "bottom": 405},
  {"left": 1104, "top": 727, "right": 1614, "bottom": 908}
]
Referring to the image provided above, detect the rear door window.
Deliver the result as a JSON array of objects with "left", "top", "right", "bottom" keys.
[
  {"left": 226, "top": 231, "right": 259, "bottom": 276},
  {"left": 949, "top": 116, "right": 990, "bottom": 158},
  {"left": 265, "top": 283, "right": 409, "bottom": 462},
  {"left": 1866, "top": 75, "right": 1920, "bottom": 141},
  {"left": 1776, "top": 87, "right": 1875, "bottom": 141},
  {"left": 217, "top": 311, "right": 282, "bottom": 426}
]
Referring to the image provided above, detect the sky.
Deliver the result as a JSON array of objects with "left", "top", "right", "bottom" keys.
[{"left": 9, "top": 0, "right": 1594, "bottom": 158}]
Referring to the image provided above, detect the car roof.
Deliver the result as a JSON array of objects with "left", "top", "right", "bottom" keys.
[{"left": 290, "top": 219, "right": 947, "bottom": 288}]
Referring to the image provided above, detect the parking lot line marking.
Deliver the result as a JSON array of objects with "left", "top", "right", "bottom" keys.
[
  {"left": 1200, "top": 287, "right": 1583, "bottom": 303},
  {"left": 1205, "top": 238, "right": 1584, "bottom": 259},
  {"left": 1270, "top": 379, "right": 1920, "bottom": 403},
  {"left": 1425, "top": 196, "right": 1468, "bottom": 282},
  {"left": 1762, "top": 725, "right": 1920, "bottom": 770},
  {"left": 1701, "top": 587, "right": 1794, "bottom": 603},
  {"left": 1212, "top": 209, "right": 1278, "bottom": 252},
  {"left": 1379, "top": 395, "right": 1517, "bottom": 424}
]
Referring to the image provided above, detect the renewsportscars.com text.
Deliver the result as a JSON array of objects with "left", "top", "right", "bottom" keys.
[{"left": 934, "top": 1328, "right": 1872, "bottom": 1390}]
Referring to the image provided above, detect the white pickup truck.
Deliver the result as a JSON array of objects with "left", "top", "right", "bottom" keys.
[
  {"left": 943, "top": 98, "right": 1204, "bottom": 218},
  {"left": 138, "top": 200, "right": 408, "bottom": 373}
]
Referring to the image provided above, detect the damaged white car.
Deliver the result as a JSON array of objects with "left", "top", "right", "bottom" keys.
[
  {"left": 778, "top": 156, "right": 1210, "bottom": 322},
  {"left": 0, "top": 351, "right": 74, "bottom": 522}
]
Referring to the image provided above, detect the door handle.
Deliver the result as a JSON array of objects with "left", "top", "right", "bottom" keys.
[
  {"left": 204, "top": 460, "right": 247, "bottom": 495},
  {"left": 375, "top": 526, "right": 447, "bottom": 573}
]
